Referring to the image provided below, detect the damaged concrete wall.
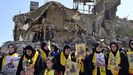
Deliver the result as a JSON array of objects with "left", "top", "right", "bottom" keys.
[
  {"left": 95, "top": 0, "right": 121, "bottom": 20},
  {"left": 13, "top": 1, "right": 106, "bottom": 43},
  {"left": 12, "top": 0, "right": 132, "bottom": 44}
]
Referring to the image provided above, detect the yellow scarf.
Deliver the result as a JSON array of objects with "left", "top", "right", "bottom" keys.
[
  {"left": 44, "top": 69, "right": 55, "bottom": 75},
  {"left": 127, "top": 49, "right": 133, "bottom": 74},
  {"left": 10, "top": 53, "right": 19, "bottom": 57},
  {"left": 23, "top": 51, "right": 39, "bottom": 68},
  {"left": 92, "top": 53, "right": 106, "bottom": 75},
  {"left": 2, "top": 53, "right": 19, "bottom": 67},
  {"left": 60, "top": 51, "right": 71, "bottom": 66},
  {"left": 39, "top": 49, "right": 47, "bottom": 62},
  {"left": 108, "top": 50, "right": 121, "bottom": 75},
  {"left": 64, "top": 61, "right": 80, "bottom": 75},
  {"left": 76, "top": 57, "right": 84, "bottom": 73}
]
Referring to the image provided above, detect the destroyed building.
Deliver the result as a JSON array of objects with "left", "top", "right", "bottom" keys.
[
  {"left": 1, "top": 0, "right": 133, "bottom": 52},
  {"left": 13, "top": 0, "right": 121, "bottom": 43}
]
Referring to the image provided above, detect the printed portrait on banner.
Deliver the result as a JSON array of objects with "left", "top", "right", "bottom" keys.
[
  {"left": 95, "top": 53, "right": 105, "bottom": 67},
  {"left": 75, "top": 43, "right": 86, "bottom": 58},
  {"left": 127, "top": 52, "right": 133, "bottom": 69},
  {"left": 2, "top": 56, "right": 20, "bottom": 75},
  {"left": 64, "top": 60, "right": 80, "bottom": 75},
  {"left": 108, "top": 57, "right": 117, "bottom": 69}
]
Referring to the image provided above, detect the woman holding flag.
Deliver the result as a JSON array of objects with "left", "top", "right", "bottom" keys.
[{"left": 107, "top": 42, "right": 129, "bottom": 75}]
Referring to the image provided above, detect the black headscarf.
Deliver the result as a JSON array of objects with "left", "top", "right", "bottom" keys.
[
  {"left": 110, "top": 42, "right": 119, "bottom": 56},
  {"left": 63, "top": 44, "right": 71, "bottom": 59},
  {"left": 93, "top": 43, "right": 103, "bottom": 53},
  {"left": 41, "top": 42, "right": 50, "bottom": 56},
  {"left": 129, "top": 40, "right": 133, "bottom": 51},
  {"left": 51, "top": 44, "right": 58, "bottom": 52},
  {"left": 24, "top": 45, "right": 36, "bottom": 59},
  {"left": 63, "top": 45, "right": 71, "bottom": 51},
  {"left": 7, "top": 43, "right": 17, "bottom": 55}
]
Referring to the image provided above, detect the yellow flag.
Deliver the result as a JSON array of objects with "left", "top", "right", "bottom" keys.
[
  {"left": 48, "top": 40, "right": 51, "bottom": 51},
  {"left": 64, "top": 60, "right": 80, "bottom": 75},
  {"left": 75, "top": 43, "right": 86, "bottom": 58}
]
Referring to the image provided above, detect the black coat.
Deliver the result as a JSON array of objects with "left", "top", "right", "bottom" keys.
[
  {"left": 84, "top": 53, "right": 108, "bottom": 75},
  {"left": 0, "top": 56, "right": 4, "bottom": 71},
  {"left": 55, "top": 51, "right": 76, "bottom": 74},
  {"left": 55, "top": 51, "right": 66, "bottom": 74},
  {"left": 16, "top": 53, "right": 44, "bottom": 75}
]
